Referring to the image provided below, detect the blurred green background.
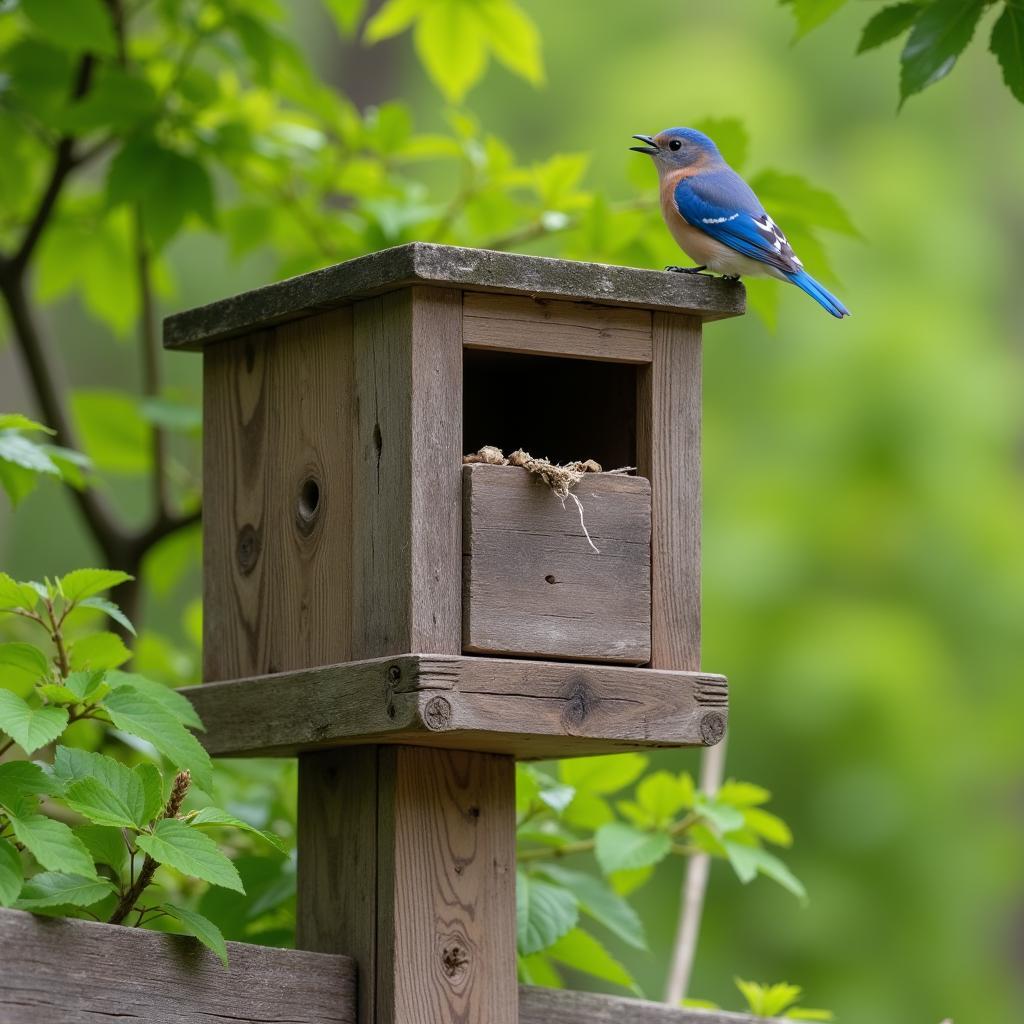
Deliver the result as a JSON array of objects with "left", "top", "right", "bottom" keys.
[{"left": 2, "top": 1, "right": 1022, "bottom": 1021}]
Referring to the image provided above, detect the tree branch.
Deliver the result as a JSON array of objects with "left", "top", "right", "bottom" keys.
[
  {"left": 664, "top": 738, "right": 728, "bottom": 1005},
  {"left": 133, "top": 206, "right": 171, "bottom": 519}
]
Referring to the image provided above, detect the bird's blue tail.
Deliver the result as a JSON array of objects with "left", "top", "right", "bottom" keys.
[{"left": 786, "top": 269, "right": 850, "bottom": 319}]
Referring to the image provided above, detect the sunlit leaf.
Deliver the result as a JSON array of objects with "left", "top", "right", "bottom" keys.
[
  {"left": 60, "top": 569, "right": 133, "bottom": 604},
  {"left": 546, "top": 928, "right": 638, "bottom": 992},
  {"left": 723, "top": 841, "right": 807, "bottom": 902},
  {"left": 136, "top": 819, "right": 244, "bottom": 892},
  {"left": 413, "top": 0, "right": 489, "bottom": 103},
  {"left": 783, "top": 0, "right": 849, "bottom": 38},
  {"left": 69, "top": 632, "right": 131, "bottom": 672},
  {"left": 0, "top": 691, "right": 68, "bottom": 755},
  {"left": 323, "top": 0, "right": 367, "bottom": 35},
  {"left": 0, "top": 643, "right": 52, "bottom": 697},
  {"left": 594, "top": 823, "right": 671, "bottom": 875},
  {"left": 559, "top": 754, "right": 648, "bottom": 795},
  {"left": 8, "top": 812, "right": 97, "bottom": 878}
]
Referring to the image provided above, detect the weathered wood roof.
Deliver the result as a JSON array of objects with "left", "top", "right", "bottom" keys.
[{"left": 163, "top": 242, "right": 745, "bottom": 350}]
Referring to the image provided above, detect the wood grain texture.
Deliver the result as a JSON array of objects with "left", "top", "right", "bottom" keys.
[
  {"left": 383, "top": 748, "right": 516, "bottom": 1024},
  {"left": 462, "top": 464, "right": 651, "bottom": 664},
  {"left": 519, "top": 985, "right": 787, "bottom": 1024},
  {"left": 164, "top": 243, "right": 745, "bottom": 350},
  {"left": 350, "top": 287, "right": 462, "bottom": 659},
  {"left": 0, "top": 907, "right": 356, "bottom": 1024},
  {"left": 637, "top": 312, "right": 702, "bottom": 671},
  {"left": 462, "top": 292, "right": 652, "bottom": 363},
  {"left": 180, "top": 654, "right": 728, "bottom": 760},
  {"left": 202, "top": 309, "right": 354, "bottom": 682}
]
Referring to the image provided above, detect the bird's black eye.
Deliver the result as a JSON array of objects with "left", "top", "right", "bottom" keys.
[{"left": 669, "top": 139, "right": 682, "bottom": 151}]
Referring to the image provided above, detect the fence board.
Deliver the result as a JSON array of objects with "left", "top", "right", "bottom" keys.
[{"left": 0, "top": 908, "right": 356, "bottom": 1024}]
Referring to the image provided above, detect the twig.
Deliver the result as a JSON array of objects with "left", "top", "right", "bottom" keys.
[
  {"left": 664, "top": 738, "right": 728, "bottom": 1005},
  {"left": 516, "top": 838, "right": 595, "bottom": 862},
  {"left": 108, "top": 770, "right": 190, "bottom": 926}
]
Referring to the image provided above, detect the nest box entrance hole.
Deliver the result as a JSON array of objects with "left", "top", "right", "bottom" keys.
[{"left": 462, "top": 349, "right": 638, "bottom": 469}]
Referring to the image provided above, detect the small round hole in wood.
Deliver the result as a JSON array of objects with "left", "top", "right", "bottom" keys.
[
  {"left": 544, "top": 574, "right": 558, "bottom": 585},
  {"left": 295, "top": 477, "right": 321, "bottom": 537}
]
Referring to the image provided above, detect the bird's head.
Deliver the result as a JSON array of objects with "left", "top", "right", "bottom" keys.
[{"left": 630, "top": 127, "right": 722, "bottom": 174}]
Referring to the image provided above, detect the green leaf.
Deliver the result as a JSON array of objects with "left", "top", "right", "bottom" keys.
[
  {"left": 857, "top": 3, "right": 922, "bottom": 53},
  {"left": 723, "top": 841, "right": 807, "bottom": 903},
  {"left": 716, "top": 779, "right": 771, "bottom": 808},
  {"left": 0, "top": 838, "right": 23, "bottom": 906},
  {"left": 323, "top": 0, "right": 367, "bottom": 35},
  {"left": 188, "top": 807, "right": 285, "bottom": 852},
  {"left": 0, "top": 431, "right": 61, "bottom": 477},
  {"left": 161, "top": 902, "right": 229, "bottom": 967},
  {"left": 788, "top": 1010, "right": 835, "bottom": 1021},
  {"left": 39, "top": 670, "right": 109, "bottom": 706},
  {"left": 693, "top": 116, "right": 750, "bottom": 171},
  {"left": 106, "top": 137, "right": 216, "bottom": 249},
  {"left": 106, "top": 671, "right": 204, "bottom": 731},
  {"left": 413, "top": 0, "right": 489, "bottom": 103},
  {"left": 74, "top": 598, "right": 135, "bottom": 636},
  {"left": 608, "top": 865, "right": 653, "bottom": 896},
  {"left": 562, "top": 790, "right": 613, "bottom": 830},
  {"left": 54, "top": 746, "right": 150, "bottom": 826},
  {"left": 559, "top": 754, "right": 648, "bottom": 795},
  {"left": 594, "top": 823, "right": 671, "bottom": 875},
  {"left": 991, "top": 2, "right": 1024, "bottom": 104},
  {"left": 546, "top": 928, "right": 638, "bottom": 992},
  {"left": 136, "top": 398, "right": 202, "bottom": 435},
  {"left": 743, "top": 807, "right": 794, "bottom": 848},
  {"left": 694, "top": 793, "right": 746, "bottom": 834},
  {"left": 136, "top": 819, "right": 244, "bottom": 892},
  {"left": 70, "top": 391, "right": 150, "bottom": 475},
  {"left": 518, "top": 951, "right": 562, "bottom": 988},
  {"left": 748, "top": 170, "right": 860, "bottom": 238},
  {"left": 535, "top": 864, "right": 646, "bottom": 950},
  {"left": 0, "top": 760, "right": 58, "bottom": 817},
  {"left": 899, "top": 0, "right": 986, "bottom": 104},
  {"left": 0, "top": 415, "right": 53, "bottom": 434},
  {"left": 785, "top": 0, "right": 849, "bottom": 38},
  {"left": 516, "top": 871, "right": 578, "bottom": 955},
  {"left": 364, "top": 0, "right": 422, "bottom": 43},
  {"left": 75, "top": 824, "right": 129, "bottom": 873},
  {"left": 635, "top": 771, "right": 692, "bottom": 826},
  {"left": 14, "top": 871, "right": 115, "bottom": 910},
  {"left": 60, "top": 569, "right": 133, "bottom": 604},
  {"left": 9, "top": 813, "right": 97, "bottom": 878},
  {"left": 20, "top": 0, "right": 116, "bottom": 55},
  {"left": 100, "top": 687, "right": 212, "bottom": 791},
  {"left": 0, "top": 691, "right": 68, "bottom": 755},
  {"left": 0, "top": 643, "right": 52, "bottom": 697},
  {"left": 64, "top": 777, "right": 141, "bottom": 829},
  {"left": 69, "top": 632, "right": 131, "bottom": 671},
  {"left": 0, "top": 573, "right": 41, "bottom": 612},
  {"left": 478, "top": 0, "right": 544, "bottom": 86},
  {"left": 136, "top": 763, "right": 165, "bottom": 824}
]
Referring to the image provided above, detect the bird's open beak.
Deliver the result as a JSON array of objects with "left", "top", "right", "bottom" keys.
[{"left": 630, "top": 134, "right": 658, "bottom": 155}]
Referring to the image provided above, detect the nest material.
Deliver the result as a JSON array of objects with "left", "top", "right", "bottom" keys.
[{"left": 462, "top": 447, "right": 634, "bottom": 553}]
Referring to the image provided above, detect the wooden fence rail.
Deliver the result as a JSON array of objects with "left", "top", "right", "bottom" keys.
[{"left": 0, "top": 909, "right": 783, "bottom": 1024}]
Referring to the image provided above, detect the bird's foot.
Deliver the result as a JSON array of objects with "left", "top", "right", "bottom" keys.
[
  {"left": 720, "top": 274, "right": 742, "bottom": 282},
  {"left": 665, "top": 264, "right": 709, "bottom": 275}
]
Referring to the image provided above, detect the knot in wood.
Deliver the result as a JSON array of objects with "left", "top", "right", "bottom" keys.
[
  {"left": 700, "top": 711, "right": 726, "bottom": 746},
  {"left": 560, "top": 674, "right": 593, "bottom": 732},
  {"left": 294, "top": 476, "right": 321, "bottom": 537},
  {"left": 441, "top": 943, "right": 470, "bottom": 979},
  {"left": 423, "top": 696, "right": 452, "bottom": 731},
  {"left": 236, "top": 523, "right": 260, "bottom": 575}
]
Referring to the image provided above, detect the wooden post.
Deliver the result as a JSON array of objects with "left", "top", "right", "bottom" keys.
[{"left": 167, "top": 243, "right": 743, "bottom": 1024}]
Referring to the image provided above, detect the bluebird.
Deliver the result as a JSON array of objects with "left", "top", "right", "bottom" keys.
[{"left": 631, "top": 128, "right": 850, "bottom": 318}]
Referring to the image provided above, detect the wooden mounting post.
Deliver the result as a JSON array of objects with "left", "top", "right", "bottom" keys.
[{"left": 167, "top": 243, "right": 743, "bottom": 1024}]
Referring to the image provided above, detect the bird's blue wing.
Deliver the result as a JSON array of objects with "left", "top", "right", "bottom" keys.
[{"left": 673, "top": 168, "right": 803, "bottom": 275}]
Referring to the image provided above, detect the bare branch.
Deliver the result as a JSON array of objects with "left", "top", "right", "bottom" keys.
[{"left": 664, "top": 738, "right": 728, "bottom": 1005}]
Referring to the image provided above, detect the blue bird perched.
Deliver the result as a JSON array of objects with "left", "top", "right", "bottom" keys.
[{"left": 631, "top": 127, "right": 850, "bottom": 319}]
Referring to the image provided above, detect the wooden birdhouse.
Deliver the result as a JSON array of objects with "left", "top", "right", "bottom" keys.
[{"left": 164, "top": 243, "right": 744, "bottom": 1024}]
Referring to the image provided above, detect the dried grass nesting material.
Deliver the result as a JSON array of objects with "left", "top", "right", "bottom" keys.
[{"left": 462, "top": 447, "right": 634, "bottom": 553}]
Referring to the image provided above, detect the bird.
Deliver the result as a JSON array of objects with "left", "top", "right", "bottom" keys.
[{"left": 630, "top": 127, "right": 850, "bottom": 319}]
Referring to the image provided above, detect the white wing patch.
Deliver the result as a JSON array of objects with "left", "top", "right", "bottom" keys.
[
  {"left": 753, "top": 213, "right": 803, "bottom": 269},
  {"left": 702, "top": 213, "right": 740, "bottom": 225}
]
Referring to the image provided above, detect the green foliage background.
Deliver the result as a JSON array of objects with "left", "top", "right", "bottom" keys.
[{"left": 2, "top": 1, "right": 1023, "bottom": 1021}]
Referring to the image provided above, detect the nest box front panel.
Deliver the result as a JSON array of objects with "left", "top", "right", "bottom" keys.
[{"left": 462, "top": 463, "right": 652, "bottom": 664}]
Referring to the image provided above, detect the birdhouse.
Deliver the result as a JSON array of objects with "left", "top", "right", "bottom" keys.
[{"left": 165, "top": 242, "right": 743, "bottom": 1024}]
